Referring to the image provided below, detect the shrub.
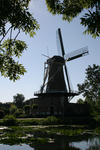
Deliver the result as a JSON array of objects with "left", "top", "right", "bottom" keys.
[
  {"left": 32, "top": 104, "right": 38, "bottom": 114},
  {"left": 17, "top": 118, "right": 39, "bottom": 125},
  {"left": 3, "top": 115, "right": 17, "bottom": 126},
  {"left": 14, "top": 109, "right": 23, "bottom": 118},
  {"left": 0, "top": 110, "right": 5, "bottom": 119},
  {"left": 9, "top": 104, "right": 18, "bottom": 115},
  {"left": 18, "top": 113, "right": 28, "bottom": 118},
  {"left": 46, "top": 116, "right": 58, "bottom": 125},
  {"left": 0, "top": 107, "right": 9, "bottom": 115},
  {"left": 23, "top": 105, "right": 30, "bottom": 115},
  {"left": 95, "top": 127, "right": 100, "bottom": 134},
  {"left": 19, "top": 109, "right": 23, "bottom": 114}
]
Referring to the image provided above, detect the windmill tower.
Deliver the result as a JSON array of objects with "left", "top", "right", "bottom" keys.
[{"left": 34, "top": 28, "right": 89, "bottom": 103}]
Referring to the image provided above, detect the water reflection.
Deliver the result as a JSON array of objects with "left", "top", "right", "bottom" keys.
[
  {"left": 86, "top": 136, "right": 100, "bottom": 150},
  {"left": 0, "top": 131, "right": 100, "bottom": 150},
  {"left": 0, "top": 144, "right": 32, "bottom": 150},
  {"left": 29, "top": 134, "right": 100, "bottom": 150}
]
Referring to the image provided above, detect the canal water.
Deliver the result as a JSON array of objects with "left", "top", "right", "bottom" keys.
[{"left": 0, "top": 134, "right": 100, "bottom": 150}]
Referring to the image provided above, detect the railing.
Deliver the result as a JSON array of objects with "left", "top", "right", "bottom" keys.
[{"left": 34, "top": 89, "right": 78, "bottom": 95}]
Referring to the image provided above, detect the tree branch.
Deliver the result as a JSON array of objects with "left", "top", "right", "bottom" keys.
[
  {"left": 0, "top": 25, "right": 13, "bottom": 43},
  {"left": 13, "top": 28, "right": 20, "bottom": 43}
]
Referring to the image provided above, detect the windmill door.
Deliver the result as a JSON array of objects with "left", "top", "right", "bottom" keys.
[{"left": 50, "top": 106, "right": 54, "bottom": 115}]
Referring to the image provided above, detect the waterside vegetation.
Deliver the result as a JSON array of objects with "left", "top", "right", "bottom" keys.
[
  {"left": 0, "top": 116, "right": 100, "bottom": 145},
  {"left": 0, "top": 115, "right": 100, "bottom": 146}
]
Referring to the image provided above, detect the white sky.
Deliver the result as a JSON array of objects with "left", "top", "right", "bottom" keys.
[{"left": 0, "top": 0, "right": 100, "bottom": 103}]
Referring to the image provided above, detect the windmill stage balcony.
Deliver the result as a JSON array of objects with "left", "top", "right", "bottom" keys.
[{"left": 34, "top": 89, "right": 79, "bottom": 97}]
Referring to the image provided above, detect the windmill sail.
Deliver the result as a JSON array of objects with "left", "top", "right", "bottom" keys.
[
  {"left": 58, "top": 28, "right": 65, "bottom": 57},
  {"left": 58, "top": 28, "right": 71, "bottom": 93},
  {"left": 65, "top": 46, "right": 89, "bottom": 62}
]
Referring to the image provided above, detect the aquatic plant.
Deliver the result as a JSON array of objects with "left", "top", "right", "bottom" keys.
[
  {"left": 95, "top": 127, "right": 100, "bottom": 134},
  {"left": 0, "top": 136, "right": 47, "bottom": 145}
]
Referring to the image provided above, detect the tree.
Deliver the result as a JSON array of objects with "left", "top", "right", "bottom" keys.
[
  {"left": 77, "top": 64, "right": 100, "bottom": 115},
  {"left": 13, "top": 93, "right": 25, "bottom": 109},
  {"left": 9, "top": 104, "right": 18, "bottom": 115},
  {"left": 14, "top": 108, "right": 23, "bottom": 117},
  {"left": 0, "top": 0, "right": 39, "bottom": 81},
  {"left": 76, "top": 98, "right": 84, "bottom": 104},
  {"left": 46, "top": 0, "right": 100, "bottom": 38},
  {"left": 32, "top": 104, "right": 38, "bottom": 114},
  {"left": 24, "top": 99, "right": 30, "bottom": 106},
  {"left": 0, "top": 110, "right": 5, "bottom": 119},
  {"left": 23, "top": 105, "right": 30, "bottom": 115},
  {"left": 0, "top": 106, "right": 9, "bottom": 115}
]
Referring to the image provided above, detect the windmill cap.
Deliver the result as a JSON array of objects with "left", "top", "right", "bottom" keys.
[{"left": 47, "top": 55, "right": 65, "bottom": 64}]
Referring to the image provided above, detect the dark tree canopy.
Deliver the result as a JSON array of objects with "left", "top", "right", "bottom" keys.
[
  {"left": 32, "top": 104, "right": 38, "bottom": 114},
  {"left": 1, "top": 0, "right": 99, "bottom": 82},
  {"left": 46, "top": 0, "right": 100, "bottom": 38},
  {"left": 77, "top": 64, "right": 100, "bottom": 102},
  {"left": 77, "top": 64, "right": 100, "bottom": 115},
  {"left": 23, "top": 105, "right": 30, "bottom": 109},
  {"left": 13, "top": 93, "right": 25, "bottom": 109},
  {"left": 0, "top": 0, "right": 39, "bottom": 81},
  {"left": 32, "top": 104, "right": 38, "bottom": 110},
  {"left": 9, "top": 104, "right": 18, "bottom": 115},
  {"left": 23, "top": 105, "right": 30, "bottom": 115},
  {"left": 76, "top": 98, "right": 84, "bottom": 104}
]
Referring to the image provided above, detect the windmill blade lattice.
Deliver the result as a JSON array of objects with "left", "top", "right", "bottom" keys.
[{"left": 64, "top": 46, "right": 89, "bottom": 62}]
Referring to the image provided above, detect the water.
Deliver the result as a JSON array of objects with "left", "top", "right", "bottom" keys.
[
  {"left": 70, "top": 136, "right": 100, "bottom": 150},
  {"left": 0, "top": 135, "right": 100, "bottom": 150},
  {"left": 0, "top": 144, "right": 32, "bottom": 150}
]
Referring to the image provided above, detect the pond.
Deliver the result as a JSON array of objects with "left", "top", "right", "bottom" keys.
[
  {"left": 0, "top": 144, "right": 32, "bottom": 150},
  {"left": 0, "top": 126, "right": 100, "bottom": 150},
  {"left": 0, "top": 135, "right": 100, "bottom": 150}
]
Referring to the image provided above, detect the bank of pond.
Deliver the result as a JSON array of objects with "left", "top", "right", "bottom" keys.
[{"left": 0, "top": 116, "right": 100, "bottom": 149}]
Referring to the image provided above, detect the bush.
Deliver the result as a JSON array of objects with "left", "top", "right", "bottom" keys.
[
  {"left": 95, "top": 127, "right": 100, "bottom": 134},
  {"left": 23, "top": 105, "right": 30, "bottom": 115},
  {"left": 0, "top": 110, "right": 5, "bottom": 119},
  {"left": 0, "top": 107, "right": 9, "bottom": 115},
  {"left": 14, "top": 109, "right": 23, "bottom": 118},
  {"left": 18, "top": 113, "right": 35, "bottom": 118},
  {"left": 46, "top": 116, "right": 58, "bottom": 125},
  {"left": 32, "top": 104, "right": 38, "bottom": 114},
  {"left": 3, "top": 115, "right": 17, "bottom": 126},
  {"left": 9, "top": 104, "right": 18, "bottom": 115},
  {"left": 19, "top": 109, "right": 23, "bottom": 114},
  {"left": 17, "top": 118, "right": 39, "bottom": 125}
]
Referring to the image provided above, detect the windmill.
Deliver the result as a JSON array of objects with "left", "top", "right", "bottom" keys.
[{"left": 34, "top": 28, "right": 89, "bottom": 102}]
